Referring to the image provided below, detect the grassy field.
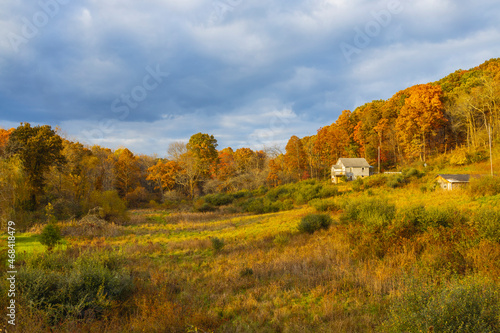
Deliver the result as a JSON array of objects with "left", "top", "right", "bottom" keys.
[{"left": 2, "top": 175, "right": 500, "bottom": 332}]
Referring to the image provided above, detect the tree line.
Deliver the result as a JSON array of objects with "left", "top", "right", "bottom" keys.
[
  {"left": 272, "top": 58, "right": 500, "bottom": 181},
  {"left": 1, "top": 58, "right": 499, "bottom": 226}
]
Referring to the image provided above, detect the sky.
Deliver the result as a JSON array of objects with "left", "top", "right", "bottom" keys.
[{"left": 1, "top": 0, "right": 500, "bottom": 156}]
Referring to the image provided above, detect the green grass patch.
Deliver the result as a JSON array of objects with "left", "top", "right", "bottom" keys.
[{"left": 15, "top": 233, "right": 68, "bottom": 255}]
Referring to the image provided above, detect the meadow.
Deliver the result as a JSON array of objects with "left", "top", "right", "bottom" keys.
[{"left": 2, "top": 171, "right": 500, "bottom": 332}]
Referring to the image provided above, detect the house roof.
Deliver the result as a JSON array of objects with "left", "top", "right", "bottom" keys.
[
  {"left": 436, "top": 174, "right": 471, "bottom": 183},
  {"left": 337, "top": 158, "right": 371, "bottom": 168}
]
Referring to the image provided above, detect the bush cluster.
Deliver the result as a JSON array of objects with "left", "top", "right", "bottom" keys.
[
  {"left": 196, "top": 179, "right": 340, "bottom": 214},
  {"left": 297, "top": 213, "right": 333, "bottom": 234},
  {"left": 384, "top": 276, "right": 500, "bottom": 332},
  {"left": 473, "top": 208, "right": 500, "bottom": 243},
  {"left": 88, "top": 190, "right": 129, "bottom": 223},
  {"left": 17, "top": 249, "right": 133, "bottom": 323},
  {"left": 341, "top": 197, "right": 396, "bottom": 230},
  {"left": 196, "top": 191, "right": 252, "bottom": 212},
  {"left": 240, "top": 197, "right": 293, "bottom": 214},
  {"left": 395, "top": 205, "right": 458, "bottom": 233},
  {"left": 469, "top": 176, "right": 500, "bottom": 197},
  {"left": 308, "top": 198, "right": 339, "bottom": 212}
]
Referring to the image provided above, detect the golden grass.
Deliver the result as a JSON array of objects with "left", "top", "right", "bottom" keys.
[{"left": 7, "top": 183, "right": 500, "bottom": 332}]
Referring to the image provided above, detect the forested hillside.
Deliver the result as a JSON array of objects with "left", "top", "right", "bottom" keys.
[{"left": 1, "top": 58, "right": 499, "bottom": 228}]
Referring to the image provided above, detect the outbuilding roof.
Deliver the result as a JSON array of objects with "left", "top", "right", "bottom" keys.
[{"left": 436, "top": 174, "right": 471, "bottom": 183}]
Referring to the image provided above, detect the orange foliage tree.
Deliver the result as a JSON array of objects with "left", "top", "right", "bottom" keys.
[
  {"left": 233, "top": 148, "right": 255, "bottom": 175},
  {"left": 267, "top": 157, "right": 283, "bottom": 187},
  {"left": 284, "top": 135, "right": 307, "bottom": 180},
  {"left": 215, "top": 148, "right": 236, "bottom": 181},
  {"left": 147, "top": 160, "right": 181, "bottom": 201},
  {"left": 113, "top": 148, "right": 141, "bottom": 197},
  {"left": 0, "top": 128, "right": 13, "bottom": 156},
  {"left": 395, "top": 84, "right": 447, "bottom": 161}
]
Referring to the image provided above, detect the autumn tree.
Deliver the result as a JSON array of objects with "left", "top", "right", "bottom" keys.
[
  {"left": 284, "top": 135, "right": 307, "bottom": 180},
  {"left": 314, "top": 124, "right": 342, "bottom": 179},
  {"left": 147, "top": 160, "right": 181, "bottom": 201},
  {"left": 113, "top": 148, "right": 141, "bottom": 197},
  {"left": 187, "top": 133, "right": 218, "bottom": 177},
  {"left": 176, "top": 151, "right": 202, "bottom": 198},
  {"left": 267, "top": 156, "right": 284, "bottom": 187},
  {"left": 5, "top": 123, "right": 65, "bottom": 208},
  {"left": 233, "top": 148, "right": 255, "bottom": 175},
  {"left": 395, "top": 84, "right": 447, "bottom": 162},
  {"left": 216, "top": 148, "right": 236, "bottom": 181},
  {"left": 335, "top": 110, "right": 356, "bottom": 157},
  {"left": 167, "top": 141, "right": 188, "bottom": 161},
  {"left": 91, "top": 146, "right": 116, "bottom": 192},
  {"left": 0, "top": 157, "right": 27, "bottom": 222},
  {"left": 302, "top": 136, "right": 321, "bottom": 179},
  {"left": 0, "top": 128, "right": 13, "bottom": 156}
]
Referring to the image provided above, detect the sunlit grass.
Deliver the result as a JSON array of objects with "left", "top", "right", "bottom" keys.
[
  {"left": 15, "top": 233, "right": 68, "bottom": 255},
  {"left": 7, "top": 178, "right": 500, "bottom": 332}
]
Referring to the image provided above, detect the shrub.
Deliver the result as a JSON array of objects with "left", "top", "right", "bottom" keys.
[
  {"left": 266, "top": 186, "right": 291, "bottom": 202},
  {"left": 125, "top": 186, "right": 150, "bottom": 208},
  {"left": 196, "top": 202, "right": 217, "bottom": 213},
  {"left": 383, "top": 276, "right": 500, "bottom": 333},
  {"left": 351, "top": 178, "right": 364, "bottom": 192},
  {"left": 469, "top": 150, "right": 489, "bottom": 163},
  {"left": 341, "top": 197, "right": 395, "bottom": 230},
  {"left": 386, "top": 174, "right": 405, "bottom": 188},
  {"left": 17, "top": 249, "right": 134, "bottom": 323},
  {"left": 319, "top": 185, "right": 339, "bottom": 198},
  {"left": 421, "top": 207, "right": 456, "bottom": 228},
  {"left": 365, "top": 174, "right": 387, "bottom": 188},
  {"left": 308, "top": 198, "right": 339, "bottom": 212},
  {"left": 469, "top": 176, "right": 500, "bottom": 197},
  {"left": 39, "top": 223, "right": 62, "bottom": 251},
  {"left": 473, "top": 209, "right": 500, "bottom": 243},
  {"left": 239, "top": 268, "right": 254, "bottom": 277},
  {"left": 273, "top": 233, "right": 291, "bottom": 246},
  {"left": 402, "top": 168, "right": 424, "bottom": 179},
  {"left": 89, "top": 190, "right": 128, "bottom": 223},
  {"left": 293, "top": 183, "right": 322, "bottom": 203},
  {"left": 395, "top": 205, "right": 459, "bottom": 236},
  {"left": 240, "top": 197, "right": 265, "bottom": 214},
  {"left": 203, "top": 193, "right": 234, "bottom": 206},
  {"left": 210, "top": 237, "right": 225, "bottom": 252},
  {"left": 298, "top": 213, "right": 333, "bottom": 234},
  {"left": 240, "top": 197, "right": 292, "bottom": 214}
]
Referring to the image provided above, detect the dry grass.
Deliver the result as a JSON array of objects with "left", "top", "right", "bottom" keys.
[{"left": 6, "top": 183, "right": 500, "bottom": 332}]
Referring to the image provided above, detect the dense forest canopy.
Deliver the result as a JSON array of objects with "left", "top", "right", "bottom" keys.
[{"left": 1, "top": 58, "right": 499, "bottom": 227}]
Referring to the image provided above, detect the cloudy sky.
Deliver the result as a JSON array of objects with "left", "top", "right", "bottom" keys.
[{"left": 1, "top": 0, "right": 500, "bottom": 156}]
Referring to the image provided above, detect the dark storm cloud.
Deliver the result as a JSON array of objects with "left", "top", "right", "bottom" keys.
[{"left": 1, "top": 0, "right": 500, "bottom": 155}]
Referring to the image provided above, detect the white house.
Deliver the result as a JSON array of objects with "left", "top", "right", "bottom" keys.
[{"left": 331, "top": 158, "right": 371, "bottom": 184}]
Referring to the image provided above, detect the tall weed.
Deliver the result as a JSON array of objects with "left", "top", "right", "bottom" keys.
[
  {"left": 383, "top": 276, "right": 500, "bottom": 333},
  {"left": 473, "top": 208, "right": 500, "bottom": 243},
  {"left": 17, "top": 249, "right": 133, "bottom": 323}
]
